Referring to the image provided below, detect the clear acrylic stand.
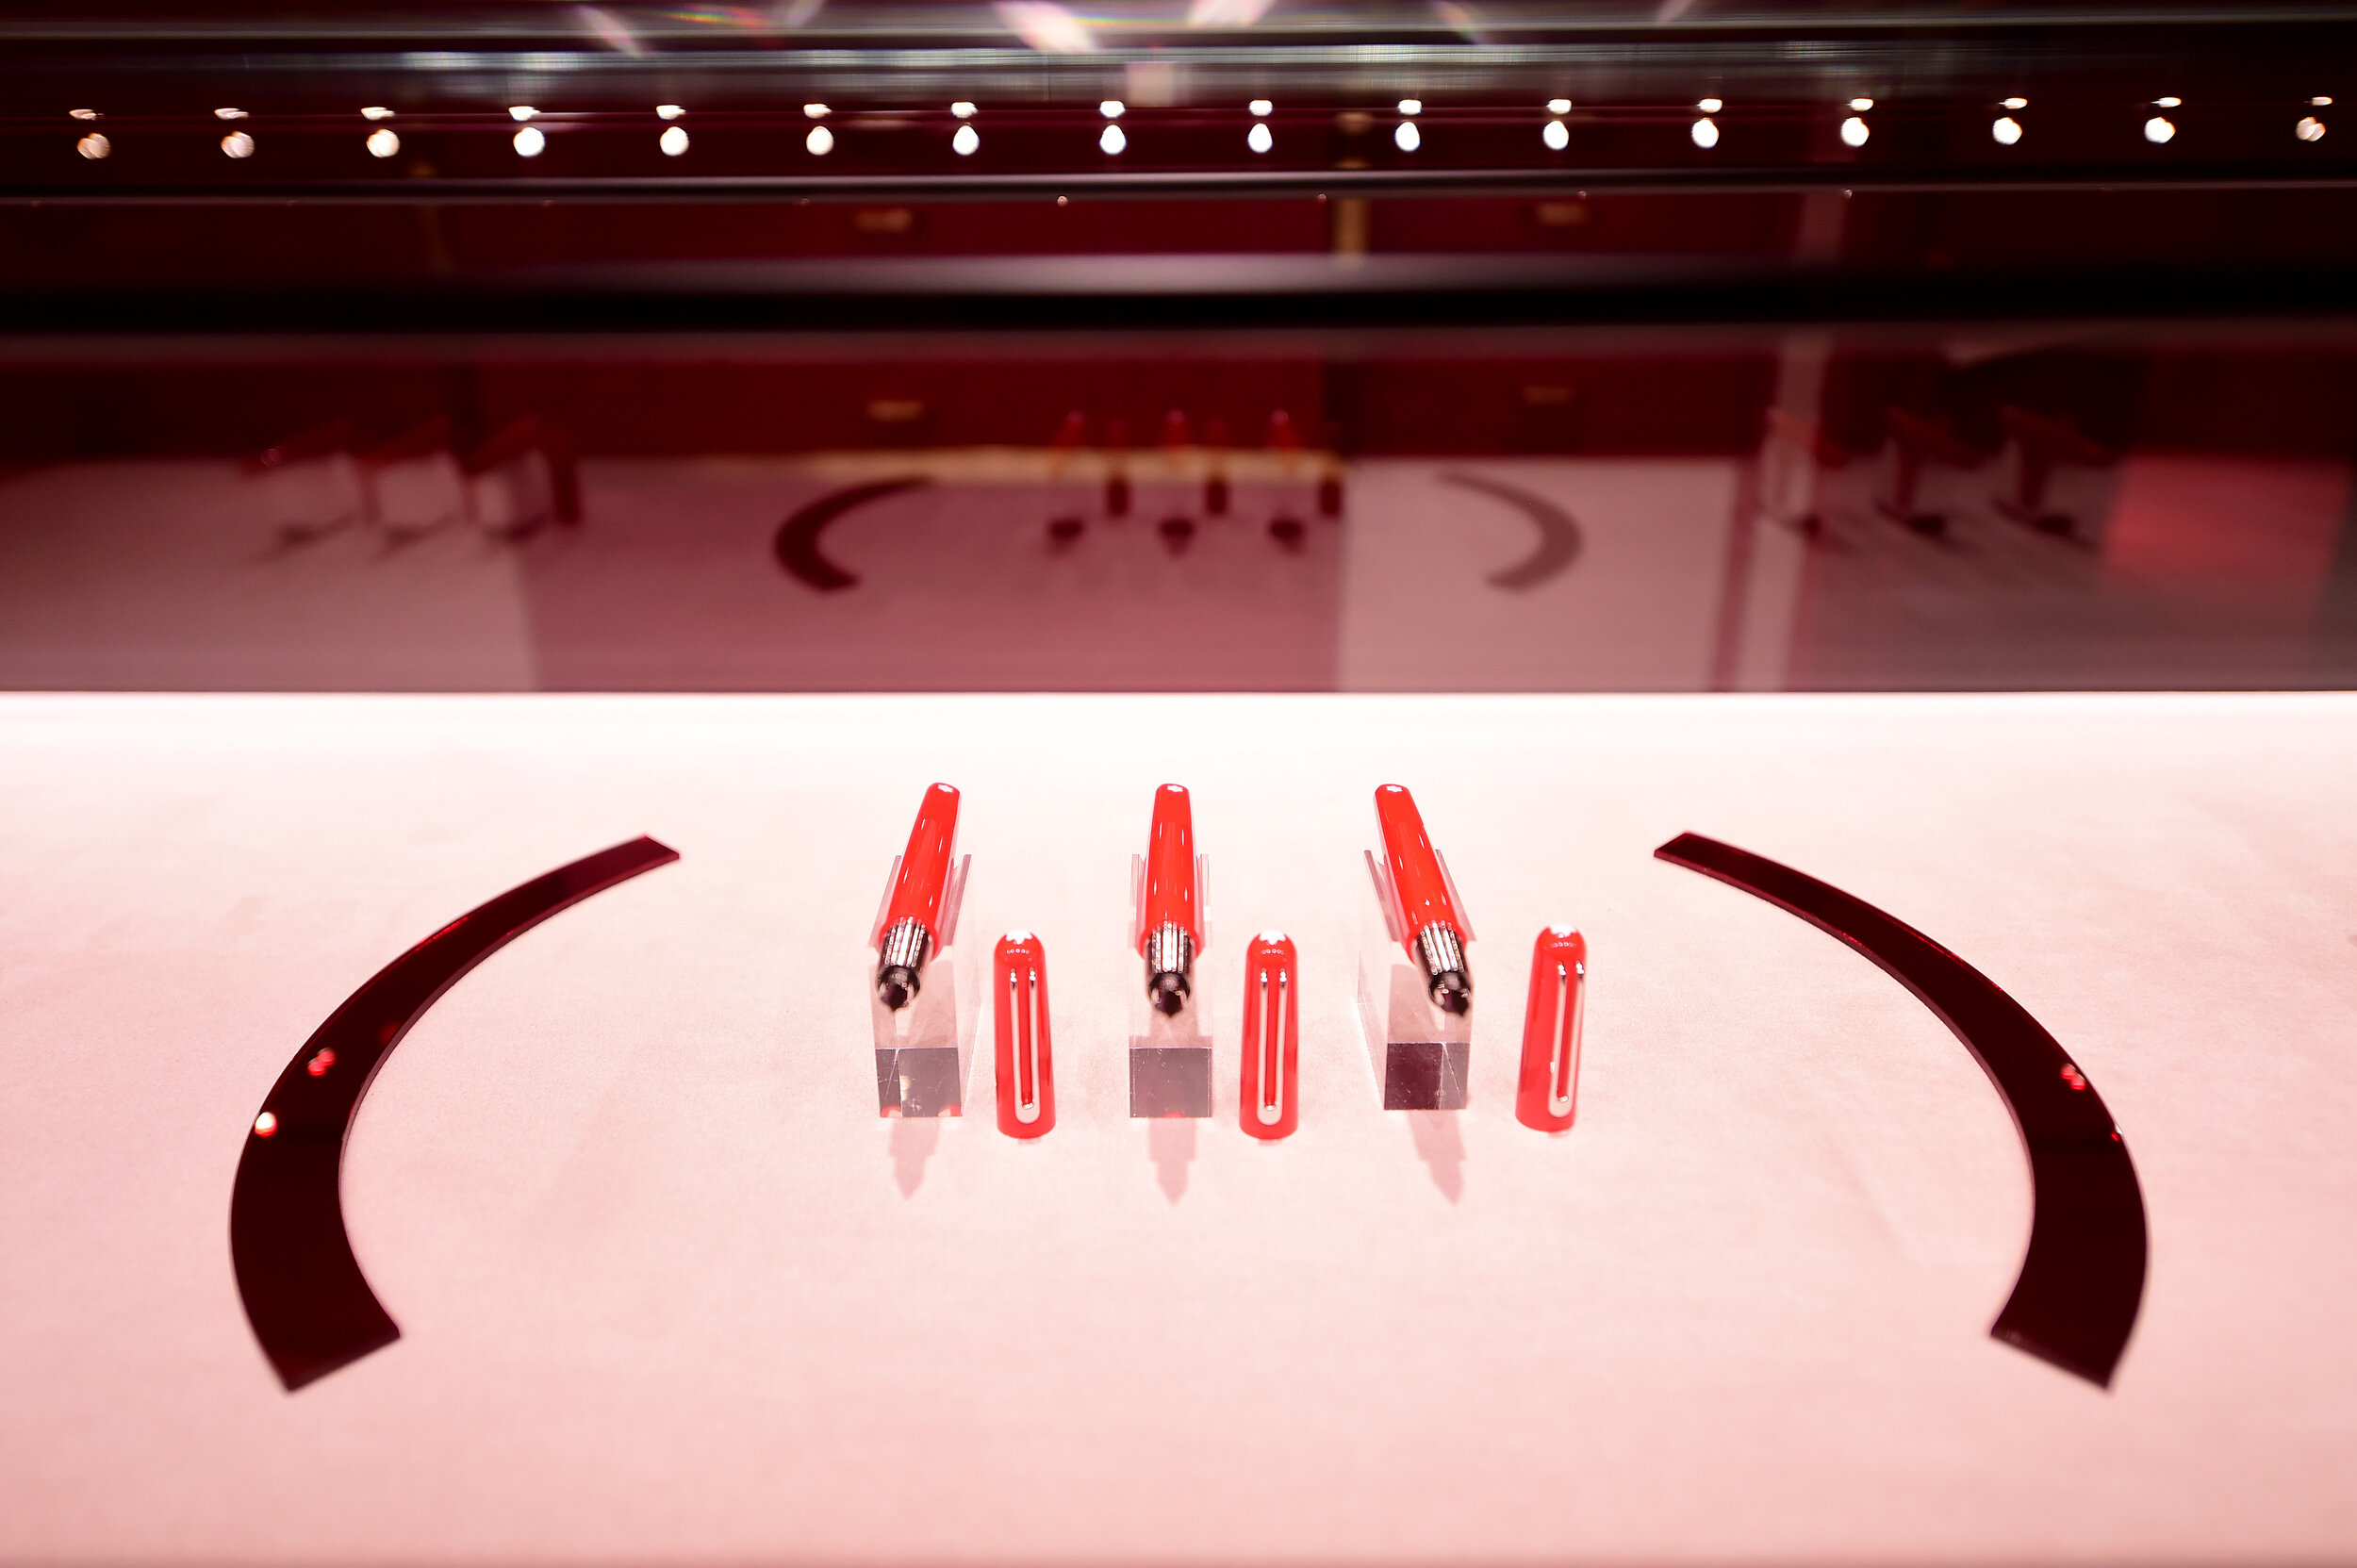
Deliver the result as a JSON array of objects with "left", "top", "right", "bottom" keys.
[
  {"left": 1355, "top": 850, "right": 1473, "bottom": 1110},
  {"left": 869, "top": 849, "right": 975, "bottom": 1117},
  {"left": 1128, "top": 850, "right": 1213, "bottom": 1117}
]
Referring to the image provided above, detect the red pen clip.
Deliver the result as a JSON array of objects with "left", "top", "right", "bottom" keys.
[
  {"left": 994, "top": 932, "right": 1055, "bottom": 1139},
  {"left": 1240, "top": 933, "right": 1298, "bottom": 1140},
  {"left": 1516, "top": 926, "right": 1586, "bottom": 1131}
]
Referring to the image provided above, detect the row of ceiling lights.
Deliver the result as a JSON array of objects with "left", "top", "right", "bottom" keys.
[{"left": 64, "top": 93, "right": 2337, "bottom": 162}]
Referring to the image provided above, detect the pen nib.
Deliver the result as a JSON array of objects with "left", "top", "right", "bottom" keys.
[
  {"left": 1148, "top": 971, "right": 1190, "bottom": 1015},
  {"left": 878, "top": 966, "right": 919, "bottom": 1011}
]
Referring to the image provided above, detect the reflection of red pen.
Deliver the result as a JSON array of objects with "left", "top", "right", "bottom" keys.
[
  {"left": 1139, "top": 783, "right": 1201, "bottom": 1015},
  {"left": 875, "top": 783, "right": 960, "bottom": 1010},
  {"left": 1375, "top": 784, "right": 1472, "bottom": 1014}
]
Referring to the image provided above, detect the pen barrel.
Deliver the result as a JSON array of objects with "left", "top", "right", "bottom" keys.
[
  {"left": 1141, "top": 783, "right": 1199, "bottom": 949},
  {"left": 883, "top": 782, "right": 961, "bottom": 935},
  {"left": 1375, "top": 784, "right": 1461, "bottom": 934}
]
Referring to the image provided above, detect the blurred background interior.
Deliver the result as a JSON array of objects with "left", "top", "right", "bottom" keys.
[{"left": 6, "top": 0, "right": 2355, "bottom": 694}]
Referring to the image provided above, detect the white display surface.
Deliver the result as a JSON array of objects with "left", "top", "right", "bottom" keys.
[{"left": 1, "top": 692, "right": 2353, "bottom": 1563}]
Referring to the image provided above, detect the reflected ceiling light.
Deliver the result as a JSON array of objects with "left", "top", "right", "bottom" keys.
[
  {"left": 361, "top": 107, "right": 394, "bottom": 121},
  {"left": 1849, "top": 96, "right": 1874, "bottom": 111},
  {"left": 1992, "top": 114, "right": 2023, "bottom": 144},
  {"left": 1690, "top": 116, "right": 1719, "bottom": 148},
  {"left": 997, "top": 1, "right": 1096, "bottom": 54},
  {"left": 221, "top": 130, "right": 255, "bottom": 157},
  {"left": 1100, "top": 99, "right": 1125, "bottom": 118},
  {"left": 1247, "top": 121, "right": 1273, "bottom": 153},
  {"left": 1099, "top": 122, "right": 1127, "bottom": 153},
  {"left": 215, "top": 107, "right": 247, "bottom": 120},
  {"left": 69, "top": 108, "right": 99, "bottom": 120},
  {"left": 1696, "top": 97, "right": 1722, "bottom": 112},
  {"left": 1542, "top": 118, "right": 1569, "bottom": 150},
  {"left": 367, "top": 127, "right": 400, "bottom": 157},
  {"left": 510, "top": 106, "right": 538, "bottom": 121},
  {"left": 1249, "top": 98, "right": 1273, "bottom": 116},
  {"left": 951, "top": 101, "right": 977, "bottom": 119},
  {"left": 2003, "top": 96, "right": 2028, "bottom": 108},
  {"left": 1840, "top": 115, "right": 1869, "bottom": 146},
  {"left": 1548, "top": 97, "right": 1572, "bottom": 113},
  {"left": 952, "top": 124, "right": 980, "bottom": 155},
  {"left": 805, "top": 103, "right": 831, "bottom": 118},
  {"left": 1394, "top": 120, "right": 1421, "bottom": 151},
  {"left": 806, "top": 124, "right": 833, "bottom": 154},
  {"left": 660, "top": 124, "right": 688, "bottom": 155},
  {"left": 656, "top": 105, "right": 684, "bottom": 120},
  {"left": 514, "top": 125, "right": 546, "bottom": 156},
  {"left": 2313, "top": 95, "right": 2334, "bottom": 107},
  {"left": 2299, "top": 115, "right": 2327, "bottom": 140},
  {"left": 1398, "top": 98, "right": 1423, "bottom": 115},
  {"left": 2154, "top": 95, "right": 2182, "bottom": 107},
  {"left": 2144, "top": 115, "right": 2175, "bottom": 143},
  {"left": 76, "top": 132, "right": 109, "bottom": 158},
  {"left": 1185, "top": 0, "right": 1275, "bottom": 24}
]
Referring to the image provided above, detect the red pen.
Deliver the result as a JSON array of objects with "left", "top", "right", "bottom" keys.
[
  {"left": 1138, "top": 783, "right": 1201, "bottom": 1015},
  {"left": 1375, "top": 784, "right": 1472, "bottom": 1015},
  {"left": 874, "top": 782, "right": 960, "bottom": 1010}
]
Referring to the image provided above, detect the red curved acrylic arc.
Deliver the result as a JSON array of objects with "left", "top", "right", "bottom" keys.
[
  {"left": 229, "top": 836, "right": 680, "bottom": 1391},
  {"left": 1655, "top": 832, "right": 2147, "bottom": 1388}
]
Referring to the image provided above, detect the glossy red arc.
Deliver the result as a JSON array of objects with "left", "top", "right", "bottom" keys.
[
  {"left": 993, "top": 932, "right": 1056, "bottom": 1139},
  {"left": 1516, "top": 927, "right": 1587, "bottom": 1132},
  {"left": 1239, "top": 933, "right": 1299, "bottom": 1140}
]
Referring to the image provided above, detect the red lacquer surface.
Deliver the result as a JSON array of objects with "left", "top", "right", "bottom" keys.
[
  {"left": 1239, "top": 933, "right": 1299, "bottom": 1140},
  {"left": 993, "top": 932, "right": 1055, "bottom": 1140},
  {"left": 1139, "top": 783, "right": 1199, "bottom": 949},
  {"left": 1516, "top": 926, "right": 1587, "bottom": 1132},
  {"left": 1374, "top": 784, "right": 1461, "bottom": 938},
  {"left": 881, "top": 782, "right": 961, "bottom": 941}
]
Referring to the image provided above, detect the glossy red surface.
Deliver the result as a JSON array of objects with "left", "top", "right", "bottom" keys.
[
  {"left": 1239, "top": 933, "right": 1299, "bottom": 1141},
  {"left": 1374, "top": 784, "right": 1461, "bottom": 939},
  {"left": 1139, "top": 783, "right": 1199, "bottom": 950},
  {"left": 879, "top": 781, "right": 959, "bottom": 941},
  {"left": 1516, "top": 927, "right": 1587, "bottom": 1133},
  {"left": 992, "top": 932, "right": 1054, "bottom": 1140}
]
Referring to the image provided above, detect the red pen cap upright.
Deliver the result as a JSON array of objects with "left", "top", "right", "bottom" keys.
[
  {"left": 1516, "top": 927, "right": 1587, "bottom": 1132},
  {"left": 880, "top": 783, "right": 961, "bottom": 942},
  {"left": 993, "top": 932, "right": 1055, "bottom": 1139},
  {"left": 1240, "top": 933, "right": 1299, "bottom": 1140},
  {"left": 1139, "top": 784, "right": 1200, "bottom": 950}
]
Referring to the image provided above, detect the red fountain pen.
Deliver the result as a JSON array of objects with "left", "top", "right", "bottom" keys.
[
  {"left": 874, "top": 782, "right": 960, "bottom": 1010},
  {"left": 1375, "top": 784, "right": 1473, "bottom": 1015},
  {"left": 1138, "top": 783, "right": 1201, "bottom": 1015}
]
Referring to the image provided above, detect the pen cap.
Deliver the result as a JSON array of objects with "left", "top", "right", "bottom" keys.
[
  {"left": 1516, "top": 926, "right": 1587, "bottom": 1132},
  {"left": 882, "top": 783, "right": 961, "bottom": 937},
  {"left": 1375, "top": 784, "right": 1463, "bottom": 936}
]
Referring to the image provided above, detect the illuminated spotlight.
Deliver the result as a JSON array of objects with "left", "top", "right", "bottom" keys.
[
  {"left": 2154, "top": 96, "right": 2182, "bottom": 107},
  {"left": 806, "top": 124, "right": 834, "bottom": 155},
  {"left": 953, "top": 123, "right": 980, "bottom": 155},
  {"left": 368, "top": 127, "right": 400, "bottom": 157},
  {"left": 254, "top": 1112, "right": 278, "bottom": 1137},
  {"left": 1992, "top": 115, "right": 2022, "bottom": 144},
  {"left": 951, "top": 101, "right": 977, "bottom": 119},
  {"left": 1100, "top": 99, "right": 1126, "bottom": 118},
  {"left": 2299, "top": 115, "right": 2327, "bottom": 140},
  {"left": 660, "top": 124, "right": 689, "bottom": 156},
  {"left": 2145, "top": 115, "right": 2175, "bottom": 143},
  {"left": 1099, "top": 122, "right": 1127, "bottom": 154},
  {"left": 1249, "top": 98, "right": 1273, "bottom": 116},
  {"left": 1690, "top": 115, "right": 1719, "bottom": 149},
  {"left": 1849, "top": 96, "right": 1874, "bottom": 111},
  {"left": 1696, "top": 97, "right": 1722, "bottom": 112},
  {"left": 2313, "top": 95, "right": 2334, "bottom": 107},
  {"left": 1542, "top": 118, "right": 1569, "bottom": 151},
  {"left": 1548, "top": 97, "right": 1572, "bottom": 113},
  {"left": 510, "top": 106, "right": 538, "bottom": 122},
  {"left": 1247, "top": 121, "right": 1273, "bottom": 153},
  {"left": 2002, "top": 96, "right": 2027, "bottom": 109},
  {"left": 1394, "top": 119, "right": 1421, "bottom": 151},
  {"left": 1840, "top": 115, "right": 1869, "bottom": 147},
  {"left": 1397, "top": 98, "right": 1422, "bottom": 115},
  {"left": 656, "top": 105, "right": 684, "bottom": 121},
  {"left": 76, "top": 132, "right": 109, "bottom": 158},
  {"left": 514, "top": 125, "right": 546, "bottom": 157},
  {"left": 804, "top": 103, "right": 830, "bottom": 118},
  {"left": 221, "top": 130, "right": 255, "bottom": 157},
  {"left": 361, "top": 107, "right": 394, "bottom": 121},
  {"left": 215, "top": 107, "right": 247, "bottom": 120},
  {"left": 69, "top": 108, "right": 99, "bottom": 120}
]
